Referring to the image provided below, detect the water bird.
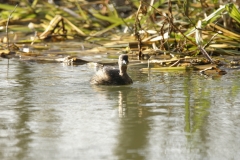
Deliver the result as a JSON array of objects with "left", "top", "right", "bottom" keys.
[{"left": 90, "top": 54, "right": 133, "bottom": 85}]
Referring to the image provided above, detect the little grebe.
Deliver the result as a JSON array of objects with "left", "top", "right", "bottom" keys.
[{"left": 90, "top": 54, "right": 133, "bottom": 85}]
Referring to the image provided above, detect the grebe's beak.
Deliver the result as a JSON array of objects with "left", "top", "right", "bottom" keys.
[{"left": 122, "top": 60, "right": 128, "bottom": 65}]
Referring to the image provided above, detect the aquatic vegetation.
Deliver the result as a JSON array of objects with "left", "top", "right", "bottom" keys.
[{"left": 0, "top": 0, "right": 240, "bottom": 75}]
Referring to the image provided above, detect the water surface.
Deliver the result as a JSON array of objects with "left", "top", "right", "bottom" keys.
[{"left": 1, "top": 58, "right": 240, "bottom": 160}]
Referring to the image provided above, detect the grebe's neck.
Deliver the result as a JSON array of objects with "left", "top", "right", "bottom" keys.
[{"left": 119, "top": 65, "right": 127, "bottom": 76}]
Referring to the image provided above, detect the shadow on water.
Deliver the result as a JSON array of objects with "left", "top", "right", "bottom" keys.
[
  {"left": 91, "top": 84, "right": 150, "bottom": 160},
  {"left": 11, "top": 61, "right": 34, "bottom": 159},
  {"left": 0, "top": 59, "right": 63, "bottom": 159},
  {"left": 0, "top": 59, "right": 34, "bottom": 159},
  {"left": 90, "top": 70, "right": 201, "bottom": 159}
]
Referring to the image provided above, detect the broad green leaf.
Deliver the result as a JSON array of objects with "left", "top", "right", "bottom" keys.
[
  {"left": 212, "top": 48, "right": 240, "bottom": 55},
  {"left": 141, "top": 66, "right": 192, "bottom": 73},
  {"left": 202, "top": 5, "right": 225, "bottom": 23},
  {"left": 92, "top": 12, "right": 122, "bottom": 24},
  {"left": 0, "top": 4, "right": 24, "bottom": 12},
  {"left": 186, "top": 6, "right": 225, "bottom": 37},
  {"left": 225, "top": 3, "right": 240, "bottom": 24},
  {"left": 91, "top": 22, "right": 122, "bottom": 36}
]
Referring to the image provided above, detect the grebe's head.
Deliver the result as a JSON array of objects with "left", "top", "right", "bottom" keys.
[
  {"left": 118, "top": 54, "right": 129, "bottom": 67},
  {"left": 118, "top": 54, "right": 129, "bottom": 76}
]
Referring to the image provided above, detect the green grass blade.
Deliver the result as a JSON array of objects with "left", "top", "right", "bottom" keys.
[{"left": 225, "top": 3, "right": 240, "bottom": 24}]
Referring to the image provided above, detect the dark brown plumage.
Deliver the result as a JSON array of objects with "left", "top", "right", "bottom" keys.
[{"left": 90, "top": 54, "right": 133, "bottom": 85}]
